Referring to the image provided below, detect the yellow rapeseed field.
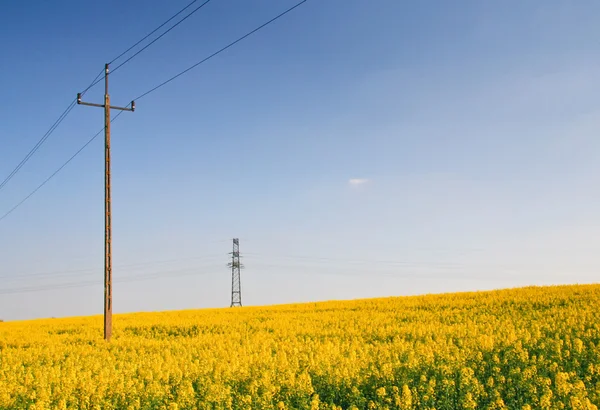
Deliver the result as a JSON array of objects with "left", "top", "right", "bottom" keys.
[{"left": 0, "top": 284, "right": 599, "bottom": 409}]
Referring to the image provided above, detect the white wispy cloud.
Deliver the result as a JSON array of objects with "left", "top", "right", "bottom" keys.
[{"left": 348, "top": 178, "right": 369, "bottom": 186}]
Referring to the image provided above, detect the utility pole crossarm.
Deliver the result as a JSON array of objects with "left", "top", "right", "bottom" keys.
[
  {"left": 76, "top": 94, "right": 135, "bottom": 112},
  {"left": 75, "top": 63, "right": 135, "bottom": 342}
]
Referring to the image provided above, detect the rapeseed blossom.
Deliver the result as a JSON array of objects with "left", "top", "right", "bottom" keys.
[{"left": 0, "top": 284, "right": 599, "bottom": 409}]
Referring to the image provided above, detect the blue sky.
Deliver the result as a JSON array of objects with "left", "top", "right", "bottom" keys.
[{"left": 1, "top": 0, "right": 600, "bottom": 320}]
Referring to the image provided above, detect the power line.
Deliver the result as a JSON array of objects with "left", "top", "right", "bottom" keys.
[
  {"left": 0, "top": 68, "right": 105, "bottom": 194},
  {"left": 0, "top": 1, "right": 211, "bottom": 193},
  {"left": 0, "top": 1, "right": 308, "bottom": 224},
  {"left": 0, "top": 0, "right": 217, "bottom": 211},
  {"left": 245, "top": 252, "right": 476, "bottom": 267},
  {"left": 0, "top": 266, "right": 220, "bottom": 296},
  {"left": 0, "top": 0, "right": 215, "bottom": 206},
  {"left": 79, "top": 68, "right": 107, "bottom": 97},
  {"left": 0, "top": 101, "right": 75, "bottom": 192},
  {"left": 245, "top": 253, "right": 591, "bottom": 276},
  {"left": 110, "top": 0, "right": 212, "bottom": 75},
  {"left": 0, "top": 110, "right": 127, "bottom": 224},
  {"left": 109, "top": 0, "right": 203, "bottom": 65},
  {"left": 245, "top": 251, "right": 595, "bottom": 273},
  {"left": 248, "top": 261, "right": 572, "bottom": 282},
  {"left": 134, "top": 0, "right": 308, "bottom": 101},
  {"left": 244, "top": 253, "right": 493, "bottom": 270},
  {"left": 84, "top": 0, "right": 213, "bottom": 92},
  {"left": 1, "top": 253, "right": 225, "bottom": 282},
  {"left": 2, "top": 249, "right": 585, "bottom": 283},
  {"left": 0, "top": 258, "right": 581, "bottom": 296}
]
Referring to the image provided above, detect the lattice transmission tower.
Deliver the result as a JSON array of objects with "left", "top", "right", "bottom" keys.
[{"left": 228, "top": 238, "right": 243, "bottom": 307}]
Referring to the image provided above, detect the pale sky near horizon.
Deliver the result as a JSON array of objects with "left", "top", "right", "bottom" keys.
[{"left": 1, "top": 0, "right": 599, "bottom": 321}]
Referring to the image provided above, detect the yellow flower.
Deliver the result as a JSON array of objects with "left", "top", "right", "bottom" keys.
[{"left": 0, "top": 284, "right": 597, "bottom": 410}]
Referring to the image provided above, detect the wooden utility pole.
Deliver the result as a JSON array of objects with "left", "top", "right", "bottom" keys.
[{"left": 77, "top": 63, "right": 135, "bottom": 341}]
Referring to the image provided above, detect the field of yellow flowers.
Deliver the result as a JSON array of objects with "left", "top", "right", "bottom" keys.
[{"left": 1, "top": 284, "right": 599, "bottom": 409}]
